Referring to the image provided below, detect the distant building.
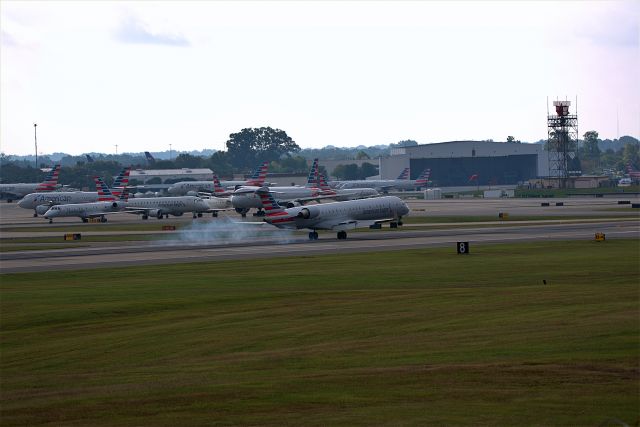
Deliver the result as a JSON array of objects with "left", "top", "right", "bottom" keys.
[{"left": 380, "top": 140, "right": 549, "bottom": 186}]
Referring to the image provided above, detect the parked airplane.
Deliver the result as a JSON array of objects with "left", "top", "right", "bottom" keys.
[
  {"left": 94, "top": 176, "right": 213, "bottom": 220},
  {"left": 255, "top": 187, "right": 409, "bottom": 240},
  {"left": 42, "top": 177, "right": 131, "bottom": 223},
  {"left": 230, "top": 159, "right": 332, "bottom": 216},
  {"left": 167, "top": 161, "right": 269, "bottom": 195},
  {"left": 317, "top": 172, "right": 379, "bottom": 201},
  {"left": 18, "top": 167, "right": 131, "bottom": 216},
  {"left": 336, "top": 168, "right": 431, "bottom": 192},
  {"left": 145, "top": 151, "right": 156, "bottom": 165},
  {"left": 0, "top": 165, "right": 61, "bottom": 202},
  {"left": 625, "top": 163, "right": 640, "bottom": 180}
]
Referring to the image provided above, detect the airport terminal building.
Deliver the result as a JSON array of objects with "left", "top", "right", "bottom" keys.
[{"left": 379, "top": 141, "right": 549, "bottom": 186}]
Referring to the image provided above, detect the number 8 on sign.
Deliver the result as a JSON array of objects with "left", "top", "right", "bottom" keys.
[{"left": 457, "top": 242, "right": 469, "bottom": 254}]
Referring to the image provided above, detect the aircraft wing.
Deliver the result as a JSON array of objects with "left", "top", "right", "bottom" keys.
[{"left": 321, "top": 218, "right": 398, "bottom": 231}]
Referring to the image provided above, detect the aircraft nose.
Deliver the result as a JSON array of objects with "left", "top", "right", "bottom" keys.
[{"left": 17, "top": 198, "right": 26, "bottom": 207}]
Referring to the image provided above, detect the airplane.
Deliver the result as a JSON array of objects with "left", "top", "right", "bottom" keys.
[
  {"left": 167, "top": 161, "right": 269, "bottom": 195},
  {"left": 38, "top": 171, "right": 220, "bottom": 223},
  {"left": 18, "top": 167, "right": 131, "bottom": 216},
  {"left": 145, "top": 151, "right": 156, "bottom": 165},
  {"left": 317, "top": 172, "right": 379, "bottom": 201},
  {"left": 625, "top": 163, "right": 640, "bottom": 180},
  {"left": 196, "top": 174, "right": 234, "bottom": 216},
  {"left": 336, "top": 168, "right": 431, "bottom": 192},
  {"left": 0, "top": 165, "right": 61, "bottom": 202},
  {"left": 229, "top": 159, "right": 334, "bottom": 216},
  {"left": 254, "top": 187, "right": 409, "bottom": 240},
  {"left": 42, "top": 177, "right": 131, "bottom": 223}
]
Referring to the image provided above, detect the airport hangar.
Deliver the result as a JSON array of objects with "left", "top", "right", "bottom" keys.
[{"left": 378, "top": 140, "right": 550, "bottom": 187}]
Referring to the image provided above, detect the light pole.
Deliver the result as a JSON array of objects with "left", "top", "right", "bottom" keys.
[{"left": 33, "top": 123, "right": 38, "bottom": 169}]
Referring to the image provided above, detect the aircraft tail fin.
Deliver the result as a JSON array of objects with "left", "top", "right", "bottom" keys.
[
  {"left": 86, "top": 154, "right": 95, "bottom": 163},
  {"left": 415, "top": 168, "right": 431, "bottom": 186},
  {"left": 305, "top": 158, "right": 319, "bottom": 188},
  {"left": 246, "top": 161, "right": 269, "bottom": 186},
  {"left": 318, "top": 172, "right": 337, "bottom": 195},
  {"left": 112, "top": 167, "right": 131, "bottom": 188},
  {"left": 36, "top": 164, "right": 61, "bottom": 192},
  {"left": 94, "top": 176, "right": 116, "bottom": 201},
  {"left": 145, "top": 151, "right": 156, "bottom": 164},
  {"left": 212, "top": 174, "right": 226, "bottom": 195},
  {"left": 255, "top": 187, "right": 286, "bottom": 216},
  {"left": 396, "top": 167, "right": 410, "bottom": 180}
]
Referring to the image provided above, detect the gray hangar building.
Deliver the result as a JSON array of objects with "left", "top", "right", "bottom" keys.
[{"left": 379, "top": 140, "right": 549, "bottom": 186}]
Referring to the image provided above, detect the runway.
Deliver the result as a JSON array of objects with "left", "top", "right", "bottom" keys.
[{"left": 2, "top": 219, "right": 637, "bottom": 273}]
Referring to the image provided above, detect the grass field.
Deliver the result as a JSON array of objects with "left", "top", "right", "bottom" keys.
[{"left": 1, "top": 240, "right": 638, "bottom": 426}]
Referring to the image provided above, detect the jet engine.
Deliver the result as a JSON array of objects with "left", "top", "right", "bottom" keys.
[
  {"left": 297, "top": 207, "right": 319, "bottom": 220},
  {"left": 148, "top": 209, "right": 163, "bottom": 219},
  {"left": 36, "top": 205, "right": 52, "bottom": 215}
]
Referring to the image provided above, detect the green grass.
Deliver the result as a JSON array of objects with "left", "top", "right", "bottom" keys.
[{"left": 1, "top": 240, "right": 638, "bottom": 426}]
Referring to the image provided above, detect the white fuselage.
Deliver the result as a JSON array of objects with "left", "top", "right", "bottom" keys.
[
  {"left": 18, "top": 191, "right": 100, "bottom": 209},
  {"left": 43, "top": 201, "right": 125, "bottom": 220},
  {"left": 126, "top": 196, "right": 210, "bottom": 216},
  {"left": 337, "top": 179, "right": 420, "bottom": 191},
  {"left": 0, "top": 183, "right": 44, "bottom": 200},
  {"left": 265, "top": 196, "right": 410, "bottom": 231},
  {"left": 231, "top": 186, "right": 321, "bottom": 210}
]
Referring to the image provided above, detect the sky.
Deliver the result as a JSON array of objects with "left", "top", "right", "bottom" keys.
[{"left": 1, "top": 1, "right": 638, "bottom": 156}]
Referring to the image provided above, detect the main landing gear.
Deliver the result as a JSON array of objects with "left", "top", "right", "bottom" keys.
[
  {"left": 337, "top": 231, "right": 347, "bottom": 240},
  {"left": 308, "top": 231, "right": 319, "bottom": 240}
]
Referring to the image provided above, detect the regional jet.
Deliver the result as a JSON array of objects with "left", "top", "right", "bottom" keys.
[
  {"left": 0, "top": 165, "right": 61, "bottom": 202},
  {"left": 18, "top": 167, "right": 131, "bottom": 216},
  {"left": 167, "top": 161, "right": 269, "bottom": 195},
  {"left": 336, "top": 168, "right": 431, "bottom": 192},
  {"left": 255, "top": 187, "right": 409, "bottom": 240}
]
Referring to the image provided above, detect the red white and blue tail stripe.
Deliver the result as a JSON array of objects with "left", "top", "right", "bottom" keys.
[
  {"left": 396, "top": 167, "right": 410, "bottom": 180},
  {"left": 35, "top": 164, "right": 61, "bottom": 192},
  {"left": 246, "top": 161, "right": 269, "bottom": 186},
  {"left": 255, "top": 187, "right": 295, "bottom": 225},
  {"left": 415, "top": 168, "right": 431, "bottom": 186},
  {"left": 212, "top": 174, "right": 227, "bottom": 195},
  {"left": 305, "top": 158, "right": 319, "bottom": 188},
  {"left": 94, "top": 176, "right": 116, "bottom": 201}
]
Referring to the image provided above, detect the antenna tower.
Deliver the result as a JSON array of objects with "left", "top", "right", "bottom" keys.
[{"left": 547, "top": 99, "right": 578, "bottom": 188}]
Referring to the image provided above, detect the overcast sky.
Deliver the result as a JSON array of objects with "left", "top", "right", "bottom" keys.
[{"left": 1, "top": 1, "right": 638, "bottom": 156}]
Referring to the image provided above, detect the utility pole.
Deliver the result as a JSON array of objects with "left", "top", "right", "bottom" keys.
[{"left": 33, "top": 123, "right": 38, "bottom": 169}]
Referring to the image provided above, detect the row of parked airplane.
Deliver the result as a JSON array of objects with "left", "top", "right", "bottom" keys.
[
  {"left": 8, "top": 160, "right": 411, "bottom": 239},
  {"left": 41, "top": 175, "right": 410, "bottom": 240}
]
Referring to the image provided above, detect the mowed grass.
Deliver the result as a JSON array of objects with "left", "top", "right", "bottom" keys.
[{"left": 1, "top": 240, "right": 638, "bottom": 426}]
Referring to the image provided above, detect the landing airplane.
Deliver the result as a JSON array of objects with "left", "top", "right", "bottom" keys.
[
  {"left": 167, "top": 161, "right": 269, "bottom": 196},
  {"left": 0, "top": 165, "right": 61, "bottom": 202},
  {"left": 18, "top": 167, "right": 131, "bottom": 216},
  {"left": 255, "top": 187, "right": 409, "bottom": 240}
]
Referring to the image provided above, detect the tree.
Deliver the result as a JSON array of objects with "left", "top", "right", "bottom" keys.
[
  {"left": 225, "top": 127, "right": 300, "bottom": 170},
  {"left": 355, "top": 150, "right": 370, "bottom": 160},
  {"left": 359, "top": 162, "right": 378, "bottom": 179},
  {"left": 332, "top": 164, "right": 359, "bottom": 180},
  {"left": 174, "top": 153, "right": 204, "bottom": 169},
  {"left": 507, "top": 136, "right": 515, "bottom": 143},
  {"left": 622, "top": 141, "right": 640, "bottom": 170},
  {"left": 582, "top": 131, "right": 601, "bottom": 159}
]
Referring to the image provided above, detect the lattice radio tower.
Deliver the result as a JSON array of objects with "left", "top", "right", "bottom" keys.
[{"left": 547, "top": 99, "right": 578, "bottom": 188}]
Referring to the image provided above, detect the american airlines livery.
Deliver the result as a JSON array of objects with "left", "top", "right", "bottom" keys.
[
  {"left": 0, "top": 165, "right": 61, "bottom": 202},
  {"left": 167, "top": 161, "right": 269, "bottom": 195},
  {"left": 18, "top": 167, "right": 131, "bottom": 216},
  {"left": 256, "top": 187, "right": 409, "bottom": 240}
]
